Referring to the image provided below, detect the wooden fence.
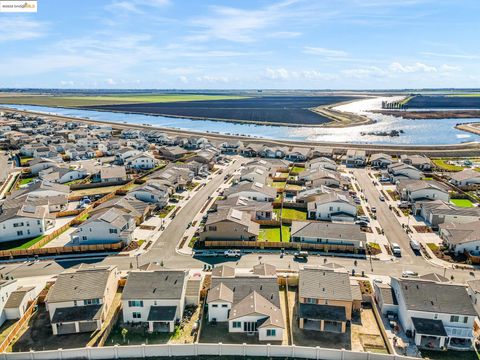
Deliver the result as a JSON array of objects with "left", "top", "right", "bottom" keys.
[
  {"left": 201, "top": 240, "right": 359, "bottom": 253},
  {"left": 0, "top": 242, "right": 124, "bottom": 259},
  {"left": 0, "top": 299, "right": 38, "bottom": 353}
]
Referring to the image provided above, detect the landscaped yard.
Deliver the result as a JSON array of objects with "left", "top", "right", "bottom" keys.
[
  {"left": 258, "top": 226, "right": 290, "bottom": 242},
  {"left": 18, "top": 177, "right": 34, "bottom": 186},
  {"left": 291, "top": 166, "right": 305, "bottom": 174},
  {"left": 158, "top": 205, "right": 176, "bottom": 218},
  {"left": 285, "top": 184, "right": 303, "bottom": 191},
  {"left": 271, "top": 181, "right": 286, "bottom": 189},
  {"left": 274, "top": 208, "right": 307, "bottom": 220},
  {"left": 451, "top": 198, "right": 474, "bottom": 207},
  {"left": 432, "top": 159, "right": 464, "bottom": 172}
]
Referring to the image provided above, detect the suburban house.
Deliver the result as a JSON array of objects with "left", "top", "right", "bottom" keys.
[
  {"left": 298, "top": 267, "right": 361, "bottom": 333},
  {"left": 70, "top": 208, "right": 136, "bottom": 246},
  {"left": 258, "top": 146, "right": 288, "bottom": 159},
  {"left": 240, "top": 166, "right": 269, "bottom": 184},
  {"left": 45, "top": 265, "right": 119, "bottom": 335},
  {"left": 466, "top": 280, "right": 480, "bottom": 318},
  {"left": 11, "top": 181, "right": 69, "bottom": 199},
  {"left": 310, "top": 146, "right": 334, "bottom": 159},
  {"left": 413, "top": 200, "right": 480, "bottom": 228},
  {"left": 0, "top": 202, "right": 53, "bottom": 243},
  {"left": 39, "top": 166, "right": 88, "bottom": 184},
  {"left": 207, "top": 265, "right": 284, "bottom": 342},
  {"left": 449, "top": 169, "right": 480, "bottom": 187},
  {"left": 299, "top": 168, "right": 341, "bottom": 188},
  {"left": 128, "top": 181, "right": 169, "bottom": 208},
  {"left": 290, "top": 221, "right": 365, "bottom": 250},
  {"left": 401, "top": 154, "right": 432, "bottom": 171},
  {"left": 307, "top": 157, "right": 337, "bottom": 171},
  {"left": 29, "top": 158, "right": 60, "bottom": 175},
  {"left": 200, "top": 208, "right": 260, "bottom": 241},
  {"left": 439, "top": 221, "right": 480, "bottom": 255},
  {"left": 98, "top": 166, "right": 127, "bottom": 183},
  {"left": 387, "top": 163, "right": 424, "bottom": 182},
  {"left": 125, "top": 152, "right": 158, "bottom": 170},
  {"left": 307, "top": 192, "right": 357, "bottom": 221},
  {"left": 286, "top": 147, "right": 309, "bottom": 162},
  {"left": 158, "top": 146, "right": 189, "bottom": 161},
  {"left": 345, "top": 149, "right": 366, "bottom": 167},
  {"left": 373, "top": 282, "right": 398, "bottom": 316},
  {"left": 121, "top": 270, "right": 189, "bottom": 333},
  {"left": 381, "top": 277, "right": 477, "bottom": 350},
  {"left": 115, "top": 147, "right": 141, "bottom": 164},
  {"left": 4, "top": 285, "right": 37, "bottom": 322},
  {"left": 370, "top": 153, "right": 393, "bottom": 168},
  {"left": 0, "top": 280, "right": 18, "bottom": 327},
  {"left": 224, "top": 181, "right": 277, "bottom": 202},
  {"left": 396, "top": 180, "right": 450, "bottom": 203},
  {"left": 215, "top": 196, "right": 275, "bottom": 221}
]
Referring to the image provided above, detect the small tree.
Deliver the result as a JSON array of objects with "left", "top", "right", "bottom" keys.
[{"left": 121, "top": 328, "right": 128, "bottom": 343}]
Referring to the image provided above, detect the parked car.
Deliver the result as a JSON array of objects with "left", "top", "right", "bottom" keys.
[
  {"left": 379, "top": 195, "right": 385, "bottom": 201},
  {"left": 391, "top": 243, "right": 402, "bottom": 256},
  {"left": 398, "top": 202, "right": 410, "bottom": 209},
  {"left": 402, "top": 270, "right": 419, "bottom": 278},
  {"left": 294, "top": 251, "right": 309, "bottom": 260},
  {"left": 409, "top": 239, "right": 421, "bottom": 251},
  {"left": 355, "top": 220, "right": 369, "bottom": 227},
  {"left": 224, "top": 249, "right": 241, "bottom": 258},
  {"left": 357, "top": 216, "right": 370, "bottom": 222},
  {"left": 379, "top": 177, "right": 390, "bottom": 182},
  {"left": 371, "top": 207, "right": 377, "bottom": 213}
]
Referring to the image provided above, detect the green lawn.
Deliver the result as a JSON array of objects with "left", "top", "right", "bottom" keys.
[
  {"left": 258, "top": 226, "right": 290, "bottom": 242},
  {"left": 285, "top": 184, "right": 303, "bottom": 191},
  {"left": 19, "top": 177, "right": 34, "bottom": 186},
  {"left": 20, "top": 157, "right": 33, "bottom": 165},
  {"left": 275, "top": 208, "right": 307, "bottom": 220},
  {"left": 0, "top": 234, "right": 46, "bottom": 251},
  {"left": 291, "top": 166, "right": 305, "bottom": 174},
  {"left": 432, "top": 159, "right": 464, "bottom": 172},
  {"left": 451, "top": 199, "right": 475, "bottom": 208},
  {"left": 271, "top": 181, "right": 286, "bottom": 189},
  {"left": 0, "top": 94, "right": 249, "bottom": 107}
]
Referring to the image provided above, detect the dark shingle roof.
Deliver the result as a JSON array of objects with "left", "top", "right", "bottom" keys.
[
  {"left": 51, "top": 305, "right": 103, "bottom": 323},
  {"left": 147, "top": 306, "right": 177, "bottom": 321},
  {"left": 411, "top": 317, "right": 447, "bottom": 337},
  {"left": 298, "top": 303, "right": 347, "bottom": 322}
]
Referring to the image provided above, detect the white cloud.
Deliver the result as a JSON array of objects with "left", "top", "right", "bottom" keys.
[
  {"left": 264, "top": 68, "right": 290, "bottom": 80},
  {"left": 421, "top": 51, "right": 478, "bottom": 60},
  {"left": 264, "top": 68, "right": 336, "bottom": 81},
  {"left": 107, "top": 0, "right": 169, "bottom": 14},
  {"left": 303, "top": 46, "right": 348, "bottom": 58},
  {"left": 342, "top": 66, "right": 386, "bottom": 78},
  {"left": 389, "top": 62, "right": 437, "bottom": 73},
  {"left": 0, "top": 17, "right": 47, "bottom": 42}
]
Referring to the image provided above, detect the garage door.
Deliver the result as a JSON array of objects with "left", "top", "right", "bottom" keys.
[
  {"left": 56, "top": 322, "right": 76, "bottom": 335},
  {"left": 78, "top": 320, "right": 98, "bottom": 333}
]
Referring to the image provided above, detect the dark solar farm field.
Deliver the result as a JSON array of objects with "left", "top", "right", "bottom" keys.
[
  {"left": 85, "top": 95, "right": 358, "bottom": 125},
  {"left": 407, "top": 95, "right": 480, "bottom": 109}
]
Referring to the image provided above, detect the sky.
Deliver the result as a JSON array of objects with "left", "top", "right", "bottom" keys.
[{"left": 1, "top": 0, "right": 479, "bottom": 89}]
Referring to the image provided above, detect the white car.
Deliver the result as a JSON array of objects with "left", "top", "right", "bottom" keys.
[
  {"left": 409, "top": 239, "right": 421, "bottom": 251},
  {"left": 224, "top": 249, "right": 241, "bottom": 258},
  {"left": 391, "top": 243, "right": 402, "bottom": 256},
  {"left": 402, "top": 271, "right": 419, "bottom": 278}
]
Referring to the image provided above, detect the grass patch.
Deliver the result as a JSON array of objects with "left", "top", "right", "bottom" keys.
[
  {"left": 0, "top": 234, "right": 47, "bottom": 250},
  {"left": 291, "top": 166, "right": 305, "bottom": 174},
  {"left": 451, "top": 198, "right": 474, "bottom": 207},
  {"left": 432, "top": 159, "right": 464, "bottom": 172},
  {"left": 158, "top": 205, "right": 175, "bottom": 218},
  {"left": 275, "top": 208, "right": 307, "bottom": 220},
  {"left": 426, "top": 243, "right": 439, "bottom": 252},
  {"left": 271, "top": 181, "right": 286, "bottom": 189},
  {"left": 367, "top": 242, "right": 381, "bottom": 250},
  {"left": 19, "top": 157, "right": 33, "bottom": 165},
  {"left": 258, "top": 226, "right": 290, "bottom": 242},
  {"left": 285, "top": 184, "right": 302, "bottom": 191},
  {"left": 0, "top": 94, "right": 249, "bottom": 107},
  {"left": 18, "top": 177, "right": 34, "bottom": 186}
]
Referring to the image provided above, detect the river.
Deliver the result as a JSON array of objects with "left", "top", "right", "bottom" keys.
[{"left": 2, "top": 97, "right": 479, "bottom": 145}]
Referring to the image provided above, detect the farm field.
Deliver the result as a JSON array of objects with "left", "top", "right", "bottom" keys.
[
  {"left": 0, "top": 94, "right": 248, "bottom": 107},
  {"left": 84, "top": 95, "right": 358, "bottom": 125},
  {"left": 407, "top": 95, "right": 480, "bottom": 109}
]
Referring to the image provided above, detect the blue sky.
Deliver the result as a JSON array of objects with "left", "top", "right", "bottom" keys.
[{"left": 1, "top": 0, "right": 479, "bottom": 89}]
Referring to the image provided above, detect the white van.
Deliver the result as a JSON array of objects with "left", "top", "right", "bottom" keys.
[
  {"left": 409, "top": 239, "right": 420, "bottom": 251},
  {"left": 391, "top": 243, "right": 402, "bottom": 256}
]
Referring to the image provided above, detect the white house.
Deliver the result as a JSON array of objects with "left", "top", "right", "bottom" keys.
[
  {"left": 299, "top": 168, "right": 341, "bottom": 188},
  {"left": 346, "top": 149, "right": 366, "bottom": 167},
  {"left": 439, "top": 221, "right": 480, "bottom": 255},
  {"left": 239, "top": 166, "right": 269, "bottom": 184},
  {"left": 307, "top": 157, "right": 337, "bottom": 171},
  {"left": 307, "top": 192, "right": 357, "bottom": 222},
  {"left": 121, "top": 270, "right": 188, "bottom": 333},
  {"left": 370, "top": 153, "right": 393, "bottom": 168},
  {"left": 388, "top": 163, "right": 424, "bottom": 181},
  {"left": 116, "top": 147, "right": 141, "bottom": 164},
  {"left": 381, "top": 277, "right": 477, "bottom": 350},
  {"left": 0, "top": 280, "right": 18, "bottom": 327},
  {"left": 45, "top": 265, "right": 119, "bottom": 335},
  {"left": 99, "top": 166, "right": 127, "bottom": 183},
  {"left": 70, "top": 208, "right": 136, "bottom": 246},
  {"left": 467, "top": 280, "right": 480, "bottom": 318},
  {"left": 0, "top": 203, "right": 52, "bottom": 243},
  {"left": 4, "top": 286, "right": 37, "bottom": 321},
  {"left": 413, "top": 200, "right": 480, "bottom": 228},
  {"left": 224, "top": 181, "right": 277, "bottom": 202},
  {"left": 397, "top": 180, "right": 450, "bottom": 203},
  {"left": 450, "top": 169, "right": 480, "bottom": 187},
  {"left": 401, "top": 154, "right": 432, "bottom": 171},
  {"left": 125, "top": 152, "right": 158, "bottom": 170},
  {"left": 128, "top": 181, "right": 169, "bottom": 208},
  {"left": 207, "top": 265, "right": 284, "bottom": 342},
  {"left": 39, "top": 166, "right": 88, "bottom": 184},
  {"left": 29, "top": 158, "right": 60, "bottom": 175}
]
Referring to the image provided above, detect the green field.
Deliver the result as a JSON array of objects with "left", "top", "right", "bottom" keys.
[
  {"left": 0, "top": 94, "right": 248, "bottom": 107},
  {"left": 274, "top": 208, "right": 307, "bottom": 220},
  {"left": 432, "top": 159, "right": 464, "bottom": 172},
  {"left": 258, "top": 226, "right": 290, "bottom": 242},
  {"left": 450, "top": 199, "right": 475, "bottom": 208}
]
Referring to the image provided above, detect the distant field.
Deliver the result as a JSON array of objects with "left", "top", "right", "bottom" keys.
[
  {"left": 85, "top": 95, "right": 358, "bottom": 125},
  {"left": 407, "top": 95, "right": 480, "bottom": 109},
  {"left": 0, "top": 94, "right": 248, "bottom": 107}
]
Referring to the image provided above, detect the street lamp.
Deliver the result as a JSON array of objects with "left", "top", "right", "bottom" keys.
[{"left": 136, "top": 253, "right": 140, "bottom": 269}]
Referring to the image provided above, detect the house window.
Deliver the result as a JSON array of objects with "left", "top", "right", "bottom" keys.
[
  {"left": 128, "top": 300, "right": 144, "bottom": 307},
  {"left": 133, "top": 312, "right": 142, "bottom": 319},
  {"left": 232, "top": 321, "right": 241, "bottom": 328},
  {"left": 17, "top": 231, "right": 23, "bottom": 236},
  {"left": 222, "top": 304, "right": 228, "bottom": 308},
  {"left": 13, "top": 222, "right": 24, "bottom": 228},
  {"left": 85, "top": 298, "right": 100, "bottom": 305},
  {"left": 266, "top": 329, "right": 276, "bottom": 337},
  {"left": 305, "top": 298, "right": 316, "bottom": 304},
  {"left": 208, "top": 226, "right": 217, "bottom": 231},
  {"left": 211, "top": 304, "right": 218, "bottom": 308},
  {"left": 109, "top": 229, "right": 118, "bottom": 234},
  {"left": 464, "top": 316, "right": 468, "bottom": 323},
  {"left": 434, "top": 314, "right": 438, "bottom": 319},
  {"left": 450, "top": 315, "right": 459, "bottom": 323}
]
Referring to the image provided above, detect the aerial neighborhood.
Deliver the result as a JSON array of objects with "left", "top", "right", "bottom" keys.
[{"left": 1, "top": 108, "right": 480, "bottom": 360}]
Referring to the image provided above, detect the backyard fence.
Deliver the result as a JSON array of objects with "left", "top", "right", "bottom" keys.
[
  {"left": 201, "top": 240, "right": 358, "bottom": 253},
  {"left": 0, "top": 299, "right": 38, "bottom": 353},
  {"left": 0, "top": 343, "right": 419, "bottom": 360},
  {"left": 0, "top": 242, "right": 124, "bottom": 259}
]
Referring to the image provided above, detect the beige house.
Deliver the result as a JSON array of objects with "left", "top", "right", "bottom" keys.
[
  {"left": 298, "top": 267, "right": 361, "bottom": 333},
  {"left": 200, "top": 208, "right": 259, "bottom": 241},
  {"left": 45, "top": 265, "right": 119, "bottom": 335}
]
